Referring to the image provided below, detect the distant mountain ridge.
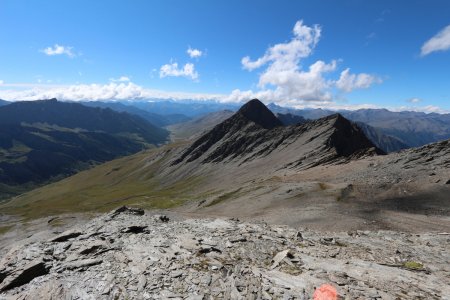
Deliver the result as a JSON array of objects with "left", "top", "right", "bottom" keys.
[
  {"left": 355, "top": 122, "right": 408, "bottom": 153},
  {"left": 268, "top": 102, "right": 450, "bottom": 148},
  {"left": 0, "top": 99, "right": 10, "bottom": 107},
  {"left": 0, "top": 99, "right": 169, "bottom": 199},
  {"left": 167, "top": 110, "right": 235, "bottom": 141},
  {"left": 275, "top": 113, "right": 307, "bottom": 126},
  {"left": 79, "top": 101, "right": 190, "bottom": 127},
  {"left": 0, "top": 99, "right": 166, "bottom": 142},
  {"left": 124, "top": 100, "right": 240, "bottom": 118},
  {"left": 6, "top": 98, "right": 449, "bottom": 151}
]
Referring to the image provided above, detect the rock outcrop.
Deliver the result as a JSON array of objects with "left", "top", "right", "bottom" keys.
[{"left": 0, "top": 207, "right": 448, "bottom": 299}]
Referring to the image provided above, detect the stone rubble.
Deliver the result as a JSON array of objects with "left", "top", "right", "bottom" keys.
[{"left": 0, "top": 206, "right": 449, "bottom": 299}]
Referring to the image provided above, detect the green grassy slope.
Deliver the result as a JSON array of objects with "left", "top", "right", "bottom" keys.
[{"left": 0, "top": 143, "right": 204, "bottom": 220}]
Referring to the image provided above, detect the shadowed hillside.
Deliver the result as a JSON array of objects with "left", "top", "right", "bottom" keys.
[{"left": 0, "top": 99, "right": 169, "bottom": 199}]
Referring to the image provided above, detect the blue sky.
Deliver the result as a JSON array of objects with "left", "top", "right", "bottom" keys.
[{"left": 0, "top": 0, "right": 449, "bottom": 112}]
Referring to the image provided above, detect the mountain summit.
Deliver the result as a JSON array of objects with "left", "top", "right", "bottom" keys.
[{"left": 236, "top": 99, "right": 283, "bottom": 129}]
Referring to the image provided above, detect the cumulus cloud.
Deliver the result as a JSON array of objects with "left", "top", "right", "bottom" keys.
[
  {"left": 0, "top": 82, "right": 221, "bottom": 102},
  {"left": 41, "top": 44, "right": 76, "bottom": 58},
  {"left": 187, "top": 47, "right": 203, "bottom": 58},
  {"left": 160, "top": 62, "right": 198, "bottom": 80},
  {"left": 239, "top": 20, "right": 381, "bottom": 105},
  {"left": 110, "top": 76, "right": 131, "bottom": 82},
  {"left": 421, "top": 24, "right": 450, "bottom": 56},
  {"left": 242, "top": 20, "right": 321, "bottom": 72},
  {"left": 0, "top": 80, "right": 4, "bottom": 85},
  {"left": 336, "top": 68, "right": 381, "bottom": 92}
]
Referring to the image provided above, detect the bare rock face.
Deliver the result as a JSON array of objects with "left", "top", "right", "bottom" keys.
[{"left": 0, "top": 208, "right": 449, "bottom": 299}]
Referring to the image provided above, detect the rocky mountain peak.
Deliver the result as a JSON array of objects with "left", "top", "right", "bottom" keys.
[
  {"left": 325, "top": 114, "right": 385, "bottom": 156},
  {"left": 173, "top": 106, "right": 383, "bottom": 167},
  {"left": 236, "top": 99, "right": 283, "bottom": 129}
]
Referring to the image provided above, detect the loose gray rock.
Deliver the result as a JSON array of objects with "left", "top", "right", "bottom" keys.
[
  {"left": 0, "top": 209, "right": 449, "bottom": 299},
  {"left": 0, "top": 259, "right": 50, "bottom": 292}
]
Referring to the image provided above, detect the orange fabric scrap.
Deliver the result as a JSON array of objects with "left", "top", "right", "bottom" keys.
[{"left": 313, "top": 284, "right": 338, "bottom": 300}]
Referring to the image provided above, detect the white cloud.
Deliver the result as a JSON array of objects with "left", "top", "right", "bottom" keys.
[
  {"left": 242, "top": 20, "right": 321, "bottom": 72},
  {"left": 0, "top": 82, "right": 447, "bottom": 113},
  {"left": 0, "top": 82, "right": 221, "bottom": 102},
  {"left": 160, "top": 62, "right": 198, "bottom": 80},
  {"left": 421, "top": 24, "right": 450, "bottom": 56},
  {"left": 239, "top": 20, "right": 380, "bottom": 105},
  {"left": 336, "top": 68, "right": 381, "bottom": 92},
  {"left": 110, "top": 76, "right": 131, "bottom": 82},
  {"left": 407, "top": 97, "right": 422, "bottom": 103},
  {"left": 0, "top": 80, "right": 3, "bottom": 85},
  {"left": 187, "top": 47, "right": 203, "bottom": 58},
  {"left": 41, "top": 44, "right": 76, "bottom": 58}
]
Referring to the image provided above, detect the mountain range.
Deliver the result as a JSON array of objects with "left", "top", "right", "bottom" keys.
[
  {"left": 0, "top": 99, "right": 168, "bottom": 199},
  {"left": 173, "top": 99, "right": 381, "bottom": 166},
  {"left": 2, "top": 99, "right": 447, "bottom": 234},
  {"left": 1, "top": 97, "right": 450, "bottom": 202},
  {"left": 123, "top": 100, "right": 240, "bottom": 118},
  {"left": 268, "top": 103, "right": 450, "bottom": 148},
  {"left": 79, "top": 101, "right": 190, "bottom": 127},
  {"left": 167, "top": 108, "right": 404, "bottom": 153},
  {"left": 90, "top": 99, "right": 449, "bottom": 153}
]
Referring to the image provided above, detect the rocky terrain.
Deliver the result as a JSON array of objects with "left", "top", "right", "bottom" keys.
[
  {"left": 0, "top": 206, "right": 449, "bottom": 299},
  {"left": 172, "top": 99, "right": 382, "bottom": 166}
]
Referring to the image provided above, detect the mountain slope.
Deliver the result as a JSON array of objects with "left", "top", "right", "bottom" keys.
[
  {"left": 0, "top": 99, "right": 167, "bottom": 142},
  {"left": 355, "top": 122, "right": 409, "bottom": 153},
  {"left": 268, "top": 103, "right": 334, "bottom": 119},
  {"left": 342, "top": 109, "right": 450, "bottom": 147},
  {"left": 173, "top": 99, "right": 382, "bottom": 166},
  {"left": 268, "top": 103, "right": 450, "bottom": 148},
  {"left": 275, "top": 113, "right": 307, "bottom": 126},
  {"left": 80, "top": 101, "right": 190, "bottom": 127},
  {"left": 167, "top": 110, "right": 234, "bottom": 141},
  {"left": 0, "top": 100, "right": 10, "bottom": 107},
  {"left": 128, "top": 100, "right": 240, "bottom": 118},
  {"left": 0, "top": 99, "right": 169, "bottom": 199}
]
